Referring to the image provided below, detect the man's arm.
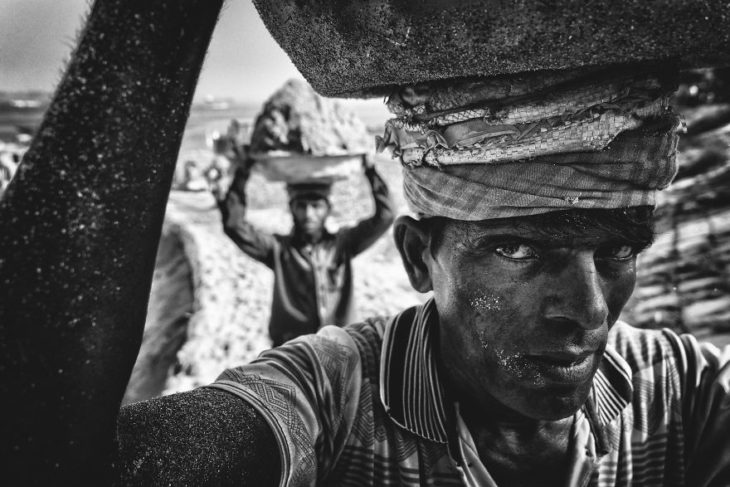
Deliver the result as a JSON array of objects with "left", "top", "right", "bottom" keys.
[
  {"left": 339, "top": 156, "right": 396, "bottom": 256},
  {"left": 219, "top": 161, "right": 278, "bottom": 267},
  {"left": 0, "top": 0, "right": 227, "bottom": 483},
  {"left": 116, "top": 388, "right": 281, "bottom": 486}
]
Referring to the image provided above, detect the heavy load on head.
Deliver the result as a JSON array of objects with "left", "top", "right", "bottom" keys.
[
  {"left": 252, "top": 0, "right": 730, "bottom": 343},
  {"left": 249, "top": 1, "right": 729, "bottom": 221},
  {"left": 252, "top": 0, "right": 730, "bottom": 98},
  {"left": 247, "top": 79, "right": 371, "bottom": 185}
]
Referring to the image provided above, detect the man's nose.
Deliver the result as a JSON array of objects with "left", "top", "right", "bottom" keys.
[
  {"left": 305, "top": 204, "right": 317, "bottom": 218},
  {"left": 544, "top": 252, "right": 609, "bottom": 330}
]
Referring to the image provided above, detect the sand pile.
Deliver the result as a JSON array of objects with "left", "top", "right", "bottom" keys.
[
  {"left": 123, "top": 190, "right": 273, "bottom": 403},
  {"left": 249, "top": 79, "right": 370, "bottom": 157},
  {"left": 0, "top": 143, "right": 26, "bottom": 199}
]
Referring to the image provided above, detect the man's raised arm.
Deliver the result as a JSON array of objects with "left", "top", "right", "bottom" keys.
[
  {"left": 339, "top": 155, "right": 395, "bottom": 256},
  {"left": 219, "top": 159, "right": 278, "bottom": 268},
  {"left": 0, "top": 0, "right": 224, "bottom": 483}
]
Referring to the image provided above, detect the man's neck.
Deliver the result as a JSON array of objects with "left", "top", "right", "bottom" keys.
[
  {"left": 458, "top": 399, "right": 573, "bottom": 487},
  {"left": 293, "top": 229, "right": 324, "bottom": 245},
  {"left": 440, "top": 354, "right": 575, "bottom": 487}
]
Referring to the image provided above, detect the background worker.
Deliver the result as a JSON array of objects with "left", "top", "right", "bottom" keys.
[
  {"left": 220, "top": 154, "right": 393, "bottom": 346},
  {"left": 218, "top": 81, "right": 395, "bottom": 346}
]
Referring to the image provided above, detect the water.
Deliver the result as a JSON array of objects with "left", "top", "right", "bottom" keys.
[
  {"left": 0, "top": 100, "right": 389, "bottom": 159},
  {"left": 0, "top": 102, "right": 266, "bottom": 158},
  {"left": 0, "top": 105, "right": 45, "bottom": 143}
]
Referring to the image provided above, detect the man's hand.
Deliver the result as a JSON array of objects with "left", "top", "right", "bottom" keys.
[
  {"left": 230, "top": 163, "right": 252, "bottom": 199},
  {"left": 216, "top": 164, "right": 250, "bottom": 228}
]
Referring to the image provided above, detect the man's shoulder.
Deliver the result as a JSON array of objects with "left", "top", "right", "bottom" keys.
[
  {"left": 218, "top": 317, "right": 392, "bottom": 393},
  {"left": 264, "top": 316, "right": 391, "bottom": 369},
  {"left": 608, "top": 320, "right": 670, "bottom": 345},
  {"left": 341, "top": 316, "right": 390, "bottom": 344},
  {"left": 607, "top": 321, "right": 684, "bottom": 374},
  {"left": 299, "top": 316, "right": 389, "bottom": 343},
  {"left": 302, "top": 317, "right": 392, "bottom": 379}
]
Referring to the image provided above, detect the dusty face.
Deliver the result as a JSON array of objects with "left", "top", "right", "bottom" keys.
[
  {"left": 425, "top": 216, "right": 645, "bottom": 420},
  {"left": 290, "top": 197, "right": 330, "bottom": 239}
]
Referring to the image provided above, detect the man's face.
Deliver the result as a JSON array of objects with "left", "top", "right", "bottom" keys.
[
  {"left": 424, "top": 212, "right": 649, "bottom": 420},
  {"left": 290, "top": 197, "right": 330, "bottom": 238}
]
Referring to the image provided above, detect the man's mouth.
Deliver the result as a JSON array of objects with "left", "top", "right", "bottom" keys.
[{"left": 525, "top": 350, "right": 596, "bottom": 384}]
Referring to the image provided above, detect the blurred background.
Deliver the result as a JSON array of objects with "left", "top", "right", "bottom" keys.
[
  {"left": 0, "top": 0, "right": 417, "bottom": 404},
  {"left": 1, "top": 1, "right": 729, "bottom": 404}
]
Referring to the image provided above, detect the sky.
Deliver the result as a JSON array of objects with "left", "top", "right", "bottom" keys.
[{"left": 0, "top": 0, "right": 370, "bottom": 106}]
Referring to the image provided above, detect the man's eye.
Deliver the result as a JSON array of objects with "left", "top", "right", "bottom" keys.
[
  {"left": 494, "top": 243, "right": 538, "bottom": 260},
  {"left": 597, "top": 244, "right": 635, "bottom": 261}
]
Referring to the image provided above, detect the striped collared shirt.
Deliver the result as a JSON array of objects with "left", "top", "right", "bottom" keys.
[{"left": 210, "top": 299, "right": 730, "bottom": 486}]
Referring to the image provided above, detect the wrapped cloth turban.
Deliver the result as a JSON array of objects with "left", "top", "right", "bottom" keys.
[{"left": 377, "top": 68, "right": 682, "bottom": 220}]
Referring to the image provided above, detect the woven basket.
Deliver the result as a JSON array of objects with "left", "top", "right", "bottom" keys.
[{"left": 250, "top": 152, "right": 363, "bottom": 184}]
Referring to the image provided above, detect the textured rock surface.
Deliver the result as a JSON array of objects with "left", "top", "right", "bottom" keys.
[
  {"left": 122, "top": 227, "right": 194, "bottom": 404},
  {"left": 249, "top": 79, "right": 371, "bottom": 155},
  {"left": 253, "top": 0, "right": 730, "bottom": 97},
  {"left": 0, "top": 143, "right": 25, "bottom": 200},
  {"left": 123, "top": 190, "right": 273, "bottom": 402}
]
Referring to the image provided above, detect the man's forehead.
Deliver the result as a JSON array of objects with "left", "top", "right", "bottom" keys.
[
  {"left": 478, "top": 214, "right": 598, "bottom": 232},
  {"left": 442, "top": 213, "right": 638, "bottom": 246}
]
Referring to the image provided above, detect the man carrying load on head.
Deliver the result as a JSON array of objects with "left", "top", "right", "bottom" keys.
[
  {"left": 218, "top": 80, "right": 395, "bottom": 346},
  {"left": 116, "top": 67, "right": 730, "bottom": 487},
  {"left": 5, "top": 2, "right": 730, "bottom": 486}
]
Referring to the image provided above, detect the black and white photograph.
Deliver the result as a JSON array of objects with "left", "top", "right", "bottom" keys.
[{"left": 1, "top": 1, "right": 730, "bottom": 485}]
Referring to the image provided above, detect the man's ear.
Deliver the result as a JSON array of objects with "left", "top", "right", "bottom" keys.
[{"left": 393, "top": 216, "right": 434, "bottom": 293}]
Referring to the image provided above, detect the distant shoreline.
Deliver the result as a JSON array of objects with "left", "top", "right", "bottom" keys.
[{"left": 0, "top": 100, "right": 386, "bottom": 149}]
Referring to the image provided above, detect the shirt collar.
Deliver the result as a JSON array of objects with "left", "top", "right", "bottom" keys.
[
  {"left": 584, "top": 339, "right": 634, "bottom": 455},
  {"left": 379, "top": 299, "right": 634, "bottom": 449},
  {"left": 379, "top": 299, "right": 450, "bottom": 443}
]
